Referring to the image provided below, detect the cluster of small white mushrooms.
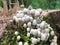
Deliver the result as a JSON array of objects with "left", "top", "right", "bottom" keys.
[{"left": 13, "top": 6, "right": 58, "bottom": 45}]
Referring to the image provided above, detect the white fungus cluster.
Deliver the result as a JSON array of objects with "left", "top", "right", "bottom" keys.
[
  {"left": 50, "top": 35, "right": 58, "bottom": 45},
  {"left": 13, "top": 6, "right": 58, "bottom": 45}
]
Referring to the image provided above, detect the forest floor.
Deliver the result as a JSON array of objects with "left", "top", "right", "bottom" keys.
[{"left": 0, "top": 10, "right": 60, "bottom": 38}]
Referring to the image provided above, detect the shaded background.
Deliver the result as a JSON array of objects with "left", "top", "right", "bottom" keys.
[{"left": 0, "top": 0, "right": 60, "bottom": 10}]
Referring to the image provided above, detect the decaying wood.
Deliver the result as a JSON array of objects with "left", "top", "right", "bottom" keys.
[
  {"left": 3, "top": 0, "right": 8, "bottom": 16},
  {"left": 42, "top": 10, "right": 60, "bottom": 45},
  {"left": 0, "top": 0, "right": 20, "bottom": 37},
  {"left": 9, "top": 0, "right": 20, "bottom": 14},
  {"left": 42, "top": 10, "right": 60, "bottom": 17}
]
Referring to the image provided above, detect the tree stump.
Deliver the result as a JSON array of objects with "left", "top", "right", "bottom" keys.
[{"left": 42, "top": 10, "right": 60, "bottom": 45}]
